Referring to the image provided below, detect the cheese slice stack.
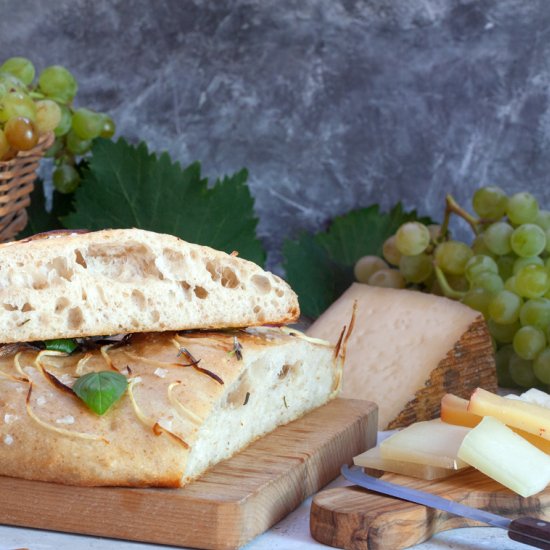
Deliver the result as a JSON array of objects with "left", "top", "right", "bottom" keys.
[{"left": 307, "top": 284, "right": 497, "bottom": 429}]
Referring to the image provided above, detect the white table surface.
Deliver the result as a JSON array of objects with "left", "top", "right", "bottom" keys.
[{"left": 0, "top": 473, "right": 533, "bottom": 550}]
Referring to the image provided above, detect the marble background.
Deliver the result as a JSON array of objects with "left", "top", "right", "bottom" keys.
[{"left": 2, "top": 0, "right": 550, "bottom": 267}]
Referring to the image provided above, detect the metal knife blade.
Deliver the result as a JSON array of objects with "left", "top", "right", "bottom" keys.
[{"left": 341, "top": 465, "right": 550, "bottom": 549}]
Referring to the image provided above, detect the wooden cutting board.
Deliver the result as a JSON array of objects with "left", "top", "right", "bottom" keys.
[
  {"left": 0, "top": 398, "right": 376, "bottom": 550},
  {"left": 310, "top": 468, "right": 550, "bottom": 549}
]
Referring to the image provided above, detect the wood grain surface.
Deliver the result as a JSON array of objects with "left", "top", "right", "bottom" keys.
[
  {"left": 310, "top": 468, "right": 550, "bottom": 550},
  {"left": 0, "top": 398, "right": 377, "bottom": 550}
]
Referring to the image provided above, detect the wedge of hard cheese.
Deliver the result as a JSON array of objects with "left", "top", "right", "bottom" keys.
[{"left": 306, "top": 284, "right": 496, "bottom": 429}]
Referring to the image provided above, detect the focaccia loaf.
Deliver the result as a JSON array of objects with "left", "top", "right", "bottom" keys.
[
  {"left": 0, "top": 328, "right": 341, "bottom": 486},
  {"left": 0, "top": 229, "right": 299, "bottom": 343}
]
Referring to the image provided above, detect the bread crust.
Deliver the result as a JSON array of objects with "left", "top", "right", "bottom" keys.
[
  {"left": 0, "top": 229, "right": 299, "bottom": 344},
  {"left": 0, "top": 328, "right": 340, "bottom": 487}
]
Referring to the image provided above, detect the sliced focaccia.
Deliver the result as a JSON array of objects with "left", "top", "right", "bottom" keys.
[
  {"left": 0, "top": 228, "right": 299, "bottom": 343},
  {"left": 0, "top": 327, "right": 342, "bottom": 487}
]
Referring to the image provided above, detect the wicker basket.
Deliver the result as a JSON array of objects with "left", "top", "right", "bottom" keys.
[{"left": 0, "top": 131, "right": 54, "bottom": 242}]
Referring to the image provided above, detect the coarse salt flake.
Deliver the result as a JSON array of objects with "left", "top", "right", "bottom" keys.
[
  {"left": 56, "top": 415, "right": 75, "bottom": 425},
  {"left": 3, "top": 414, "right": 16, "bottom": 424},
  {"left": 158, "top": 418, "right": 173, "bottom": 431},
  {"left": 36, "top": 396, "right": 47, "bottom": 406},
  {"left": 3, "top": 434, "right": 13, "bottom": 445},
  {"left": 154, "top": 368, "right": 168, "bottom": 378}
]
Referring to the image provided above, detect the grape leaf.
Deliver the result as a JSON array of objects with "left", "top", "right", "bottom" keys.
[
  {"left": 282, "top": 204, "right": 434, "bottom": 318},
  {"left": 62, "top": 138, "right": 265, "bottom": 265}
]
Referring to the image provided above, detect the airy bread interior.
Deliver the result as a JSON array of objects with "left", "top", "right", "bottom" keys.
[{"left": 0, "top": 229, "right": 299, "bottom": 343}]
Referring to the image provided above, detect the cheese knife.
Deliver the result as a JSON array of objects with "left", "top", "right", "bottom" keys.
[{"left": 341, "top": 465, "right": 550, "bottom": 549}]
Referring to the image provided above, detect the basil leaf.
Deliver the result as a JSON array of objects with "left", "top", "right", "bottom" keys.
[
  {"left": 45, "top": 338, "right": 78, "bottom": 354},
  {"left": 73, "top": 371, "right": 128, "bottom": 415}
]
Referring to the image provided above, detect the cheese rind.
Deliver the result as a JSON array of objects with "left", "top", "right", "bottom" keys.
[
  {"left": 307, "top": 284, "right": 497, "bottom": 429},
  {"left": 379, "top": 419, "right": 470, "bottom": 469}
]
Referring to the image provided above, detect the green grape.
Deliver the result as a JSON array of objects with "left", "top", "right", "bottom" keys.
[
  {"left": 66, "top": 130, "right": 92, "bottom": 155},
  {"left": 510, "top": 223, "right": 546, "bottom": 257},
  {"left": 507, "top": 192, "right": 539, "bottom": 225},
  {"left": 483, "top": 222, "right": 513, "bottom": 255},
  {"left": 464, "top": 255, "right": 498, "bottom": 283},
  {"left": 0, "top": 57, "right": 35, "bottom": 86},
  {"left": 434, "top": 240, "right": 473, "bottom": 275},
  {"left": 471, "top": 234, "right": 495, "bottom": 257},
  {"left": 38, "top": 65, "right": 78, "bottom": 103},
  {"left": 395, "top": 222, "right": 430, "bottom": 256},
  {"left": 398, "top": 253, "right": 433, "bottom": 283},
  {"left": 504, "top": 275, "right": 519, "bottom": 293},
  {"left": 382, "top": 236, "right": 401, "bottom": 266},
  {"left": 495, "top": 345, "right": 517, "bottom": 387},
  {"left": 488, "top": 289, "right": 522, "bottom": 324},
  {"left": 488, "top": 319, "right": 520, "bottom": 344},
  {"left": 52, "top": 164, "right": 80, "bottom": 194},
  {"left": 54, "top": 104, "right": 72, "bottom": 137},
  {"left": 100, "top": 115, "right": 116, "bottom": 138},
  {"left": 515, "top": 264, "right": 550, "bottom": 298},
  {"left": 462, "top": 288, "right": 493, "bottom": 318},
  {"left": 35, "top": 99, "right": 62, "bottom": 133},
  {"left": 536, "top": 210, "right": 550, "bottom": 231},
  {"left": 353, "top": 255, "right": 387, "bottom": 284},
  {"left": 472, "top": 186, "right": 508, "bottom": 219},
  {"left": 513, "top": 325, "right": 546, "bottom": 360},
  {"left": 496, "top": 255, "right": 515, "bottom": 280},
  {"left": 513, "top": 256, "right": 544, "bottom": 275},
  {"left": 0, "top": 91, "right": 36, "bottom": 122},
  {"left": 509, "top": 353, "right": 537, "bottom": 388},
  {"left": 368, "top": 268, "right": 405, "bottom": 289},
  {"left": 4, "top": 116, "right": 38, "bottom": 151},
  {"left": 446, "top": 273, "right": 469, "bottom": 291},
  {"left": 71, "top": 107, "right": 103, "bottom": 140},
  {"left": 44, "top": 137, "right": 64, "bottom": 158},
  {"left": 471, "top": 271, "right": 503, "bottom": 293},
  {"left": 534, "top": 347, "right": 550, "bottom": 384},
  {"left": 0, "top": 72, "right": 25, "bottom": 95},
  {"left": 519, "top": 298, "right": 550, "bottom": 329}
]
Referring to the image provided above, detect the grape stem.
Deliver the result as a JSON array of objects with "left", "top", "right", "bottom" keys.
[
  {"left": 434, "top": 266, "right": 467, "bottom": 299},
  {"left": 441, "top": 194, "right": 480, "bottom": 238}
]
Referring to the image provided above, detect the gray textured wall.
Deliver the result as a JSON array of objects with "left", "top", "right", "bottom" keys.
[{"left": 2, "top": 0, "right": 550, "bottom": 267}]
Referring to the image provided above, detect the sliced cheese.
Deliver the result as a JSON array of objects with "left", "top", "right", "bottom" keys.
[
  {"left": 306, "top": 283, "right": 496, "bottom": 429},
  {"left": 469, "top": 387, "right": 550, "bottom": 441},
  {"left": 353, "top": 445, "right": 465, "bottom": 480},
  {"left": 379, "top": 419, "right": 470, "bottom": 469},
  {"left": 458, "top": 416, "right": 550, "bottom": 497},
  {"left": 442, "top": 392, "right": 550, "bottom": 454}
]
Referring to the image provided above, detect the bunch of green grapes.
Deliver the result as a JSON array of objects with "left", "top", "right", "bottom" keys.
[
  {"left": 0, "top": 57, "right": 115, "bottom": 193},
  {"left": 354, "top": 186, "right": 550, "bottom": 390}
]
